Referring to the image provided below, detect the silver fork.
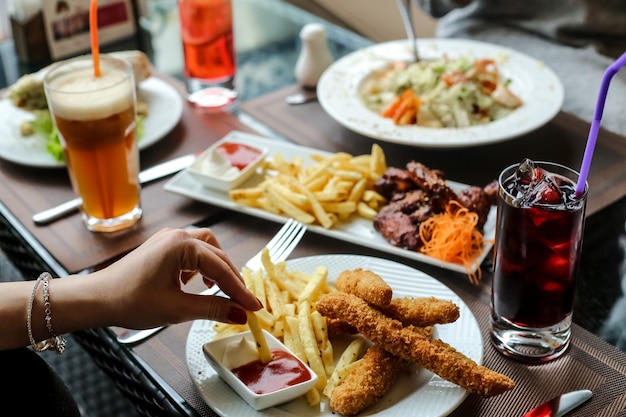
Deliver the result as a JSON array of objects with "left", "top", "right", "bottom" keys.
[
  {"left": 116, "top": 219, "right": 307, "bottom": 344},
  {"left": 396, "top": 0, "right": 419, "bottom": 62},
  {"left": 243, "top": 218, "right": 307, "bottom": 272}
]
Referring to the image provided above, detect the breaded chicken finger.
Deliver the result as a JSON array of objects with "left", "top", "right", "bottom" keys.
[
  {"left": 316, "top": 292, "right": 515, "bottom": 397},
  {"left": 377, "top": 296, "right": 460, "bottom": 326},
  {"left": 336, "top": 268, "right": 393, "bottom": 307},
  {"left": 326, "top": 317, "right": 358, "bottom": 336},
  {"left": 330, "top": 344, "right": 408, "bottom": 416}
]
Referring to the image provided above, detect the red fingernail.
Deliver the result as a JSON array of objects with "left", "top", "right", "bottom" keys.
[
  {"left": 256, "top": 297, "right": 264, "bottom": 309},
  {"left": 228, "top": 307, "right": 247, "bottom": 324}
]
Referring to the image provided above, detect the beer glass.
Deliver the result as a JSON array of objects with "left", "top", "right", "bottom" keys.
[{"left": 44, "top": 55, "right": 142, "bottom": 232}]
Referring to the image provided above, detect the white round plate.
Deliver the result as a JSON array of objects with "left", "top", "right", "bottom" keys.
[
  {"left": 317, "top": 38, "right": 564, "bottom": 148},
  {"left": 186, "top": 254, "right": 483, "bottom": 417},
  {"left": 0, "top": 77, "right": 183, "bottom": 168}
]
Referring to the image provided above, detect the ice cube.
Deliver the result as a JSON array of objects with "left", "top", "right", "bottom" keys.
[
  {"left": 505, "top": 158, "right": 538, "bottom": 199},
  {"left": 525, "top": 175, "right": 564, "bottom": 206},
  {"left": 515, "top": 158, "right": 536, "bottom": 185}
]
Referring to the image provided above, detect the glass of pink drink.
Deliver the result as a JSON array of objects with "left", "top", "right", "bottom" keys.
[
  {"left": 178, "top": 0, "right": 238, "bottom": 111},
  {"left": 491, "top": 159, "right": 587, "bottom": 362}
]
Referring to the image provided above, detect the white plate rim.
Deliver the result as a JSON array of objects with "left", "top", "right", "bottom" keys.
[
  {"left": 0, "top": 77, "right": 183, "bottom": 168},
  {"left": 316, "top": 38, "right": 564, "bottom": 148},
  {"left": 185, "top": 254, "right": 483, "bottom": 417},
  {"left": 164, "top": 131, "right": 496, "bottom": 275}
]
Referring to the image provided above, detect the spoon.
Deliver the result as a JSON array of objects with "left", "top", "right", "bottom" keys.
[
  {"left": 285, "top": 90, "right": 318, "bottom": 105},
  {"left": 396, "top": 0, "right": 419, "bottom": 62}
]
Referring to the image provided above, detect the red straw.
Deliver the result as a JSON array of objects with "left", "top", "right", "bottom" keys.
[{"left": 90, "top": 0, "right": 101, "bottom": 77}]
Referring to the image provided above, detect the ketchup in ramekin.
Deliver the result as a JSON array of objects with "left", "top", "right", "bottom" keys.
[
  {"left": 216, "top": 142, "right": 264, "bottom": 171},
  {"left": 231, "top": 349, "right": 312, "bottom": 394}
]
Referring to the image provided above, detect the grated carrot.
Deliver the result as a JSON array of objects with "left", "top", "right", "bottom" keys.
[
  {"left": 90, "top": 0, "right": 101, "bottom": 77},
  {"left": 418, "top": 200, "right": 485, "bottom": 284},
  {"left": 381, "top": 89, "right": 420, "bottom": 125}
]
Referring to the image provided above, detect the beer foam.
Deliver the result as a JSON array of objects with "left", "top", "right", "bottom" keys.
[{"left": 47, "top": 66, "right": 134, "bottom": 121}]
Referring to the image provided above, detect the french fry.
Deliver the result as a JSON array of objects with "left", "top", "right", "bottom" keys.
[
  {"left": 264, "top": 278, "right": 287, "bottom": 318},
  {"left": 298, "top": 301, "right": 327, "bottom": 390},
  {"left": 357, "top": 201, "right": 379, "bottom": 220},
  {"left": 305, "top": 386, "right": 321, "bottom": 407},
  {"left": 324, "top": 359, "right": 362, "bottom": 397},
  {"left": 265, "top": 187, "right": 316, "bottom": 224},
  {"left": 285, "top": 303, "right": 296, "bottom": 317},
  {"left": 347, "top": 178, "right": 367, "bottom": 203},
  {"left": 312, "top": 190, "right": 346, "bottom": 202},
  {"left": 213, "top": 322, "right": 248, "bottom": 338},
  {"left": 311, "top": 310, "right": 334, "bottom": 377},
  {"left": 251, "top": 269, "right": 266, "bottom": 305},
  {"left": 270, "top": 318, "right": 285, "bottom": 339},
  {"left": 297, "top": 266, "right": 328, "bottom": 303},
  {"left": 255, "top": 307, "right": 275, "bottom": 328},
  {"left": 304, "top": 175, "right": 328, "bottom": 192},
  {"left": 283, "top": 319, "right": 294, "bottom": 350},
  {"left": 334, "top": 339, "right": 364, "bottom": 371},
  {"left": 320, "top": 201, "right": 357, "bottom": 215},
  {"left": 268, "top": 181, "right": 308, "bottom": 207},
  {"left": 285, "top": 316, "right": 307, "bottom": 361},
  {"left": 289, "top": 178, "right": 334, "bottom": 229},
  {"left": 246, "top": 311, "right": 272, "bottom": 363},
  {"left": 268, "top": 269, "right": 305, "bottom": 300},
  {"left": 241, "top": 268, "right": 255, "bottom": 289},
  {"left": 323, "top": 338, "right": 364, "bottom": 397},
  {"left": 370, "top": 143, "right": 386, "bottom": 178},
  {"left": 327, "top": 167, "right": 363, "bottom": 181},
  {"left": 229, "top": 187, "right": 264, "bottom": 201}
]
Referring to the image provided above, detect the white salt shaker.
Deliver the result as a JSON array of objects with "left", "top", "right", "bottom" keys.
[{"left": 295, "top": 23, "right": 334, "bottom": 88}]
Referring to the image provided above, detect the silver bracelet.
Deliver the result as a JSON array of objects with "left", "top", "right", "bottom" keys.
[{"left": 26, "top": 272, "right": 67, "bottom": 354}]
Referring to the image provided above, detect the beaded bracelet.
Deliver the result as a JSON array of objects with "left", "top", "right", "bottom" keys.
[{"left": 26, "top": 272, "right": 67, "bottom": 354}]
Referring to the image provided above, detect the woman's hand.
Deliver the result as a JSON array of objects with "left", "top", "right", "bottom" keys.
[{"left": 92, "top": 227, "right": 262, "bottom": 330}]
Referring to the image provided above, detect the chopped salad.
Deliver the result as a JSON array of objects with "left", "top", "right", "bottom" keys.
[{"left": 360, "top": 56, "right": 523, "bottom": 128}]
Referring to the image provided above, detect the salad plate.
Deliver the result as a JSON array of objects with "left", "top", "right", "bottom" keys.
[
  {"left": 0, "top": 77, "right": 183, "bottom": 168},
  {"left": 317, "top": 38, "right": 564, "bottom": 148},
  {"left": 186, "top": 254, "right": 483, "bottom": 417},
  {"left": 165, "top": 131, "right": 496, "bottom": 275}
]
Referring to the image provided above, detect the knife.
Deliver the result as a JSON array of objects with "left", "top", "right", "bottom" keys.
[
  {"left": 116, "top": 286, "right": 220, "bottom": 345},
  {"left": 522, "top": 390, "right": 592, "bottom": 417},
  {"left": 32, "top": 154, "right": 196, "bottom": 225}
]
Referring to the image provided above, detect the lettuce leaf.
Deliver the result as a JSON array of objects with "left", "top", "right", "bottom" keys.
[
  {"left": 29, "top": 111, "right": 64, "bottom": 162},
  {"left": 29, "top": 111, "right": 146, "bottom": 163}
]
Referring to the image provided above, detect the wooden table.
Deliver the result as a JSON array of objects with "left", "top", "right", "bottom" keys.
[{"left": 4, "top": 75, "right": 626, "bottom": 416}]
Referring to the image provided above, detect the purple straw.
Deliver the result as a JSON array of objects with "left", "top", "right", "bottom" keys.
[{"left": 576, "top": 51, "right": 626, "bottom": 195}]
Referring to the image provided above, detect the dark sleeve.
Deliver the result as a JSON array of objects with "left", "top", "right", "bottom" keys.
[{"left": 0, "top": 348, "right": 81, "bottom": 417}]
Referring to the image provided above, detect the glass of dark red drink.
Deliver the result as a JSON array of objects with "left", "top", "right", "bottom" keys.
[{"left": 491, "top": 159, "right": 587, "bottom": 362}]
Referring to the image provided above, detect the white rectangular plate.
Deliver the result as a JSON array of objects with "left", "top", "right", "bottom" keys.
[{"left": 164, "top": 131, "right": 496, "bottom": 275}]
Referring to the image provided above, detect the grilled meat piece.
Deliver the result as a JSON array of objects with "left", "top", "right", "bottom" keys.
[
  {"left": 374, "top": 167, "right": 416, "bottom": 198},
  {"left": 405, "top": 162, "right": 446, "bottom": 190},
  {"left": 456, "top": 186, "right": 491, "bottom": 230},
  {"left": 373, "top": 161, "right": 496, "bottom": 251},
  {"left": 483, "top": 180, "right": 499, "bottom": 206},
  {"left": 373, "top": 204, "right": 421, "bottom": 250}
]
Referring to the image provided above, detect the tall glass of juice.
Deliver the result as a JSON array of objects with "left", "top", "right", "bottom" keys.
[
  {"left": 178, "top": 0, "right": 238, "bottom": 111},
  {"left": 44, "top": 55, "right": 141, "bottom": 233},
  {"left": 491, "top": 159, "right": 587, "bottom": 363}
]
